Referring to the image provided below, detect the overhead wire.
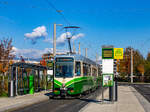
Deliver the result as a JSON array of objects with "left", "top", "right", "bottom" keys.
[{"left": 44, "top": 0, "right": 71, "bottom": 25}]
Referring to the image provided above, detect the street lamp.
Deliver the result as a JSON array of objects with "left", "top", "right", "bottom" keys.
[
  {"left": 131, "top": 48, "right": 133, "bottom": 83},
  {"left": 125, "top": 48, "right": 133, "bottom": 83},
  {"left": 53, "top": 23, "right": 62, "bottom": 57}
]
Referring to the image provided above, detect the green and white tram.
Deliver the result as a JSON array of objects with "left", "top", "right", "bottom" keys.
[{"left": 52, "top": 54, "right": 102, "bottom": 98}]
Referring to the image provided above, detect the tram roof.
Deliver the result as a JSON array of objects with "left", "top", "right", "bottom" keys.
[
  {"left": 11, "top": 62, "right": 50, "bottom": 70},
  {"left": 55, "top": 54, "right": 99, "bottom": 66}
]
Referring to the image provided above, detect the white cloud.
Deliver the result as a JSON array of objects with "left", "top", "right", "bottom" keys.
[
  {"left": 72, "top": 33, "right": 84, "bottom": 41},
  {"left": 12, "top": 47, "right": 52, "bottom": 59},
  {"left": 44, "top": 32, "right": 84, "bottom": 46},
  {"left": 56, "top": 32, "right": 71, "bottom": 46},
  {"left": 43, "top": 38, "right": 52, "bottom": 43},
  {"left": 12, "top": 47, "right": 67, "bottom": 59},
  {"left": 24, "top": 26, "right": 47, "bottom": 44}
]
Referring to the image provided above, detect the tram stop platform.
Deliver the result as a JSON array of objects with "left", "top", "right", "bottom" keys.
[
  {"left": 80, "top": 86, "right": 150, "bottom": 112},
  {"left": 0, "top": 90, "right": 50, "bottom": 112}
]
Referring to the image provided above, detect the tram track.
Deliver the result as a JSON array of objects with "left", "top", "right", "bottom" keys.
[
  {"left": 11, "top": 87, "right": 105, "bottom": 112},
  {"left": 132, "top": 84, "right": 150, "bottom": 103}
]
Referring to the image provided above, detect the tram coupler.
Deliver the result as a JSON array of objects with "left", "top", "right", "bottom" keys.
[{"left": 60, "top": 88, "right": 67, "bottom": 97}]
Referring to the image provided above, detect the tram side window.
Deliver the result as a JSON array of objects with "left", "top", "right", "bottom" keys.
[
  {"left": 88, "top": 65, "right": 91, "bottom": 76},
  {"left": 83, "top": 63, "right": 88, "bottom": 76},
  {"left": 98, "top": 67, "right": 101, "bottom": 76},
  {"left": 92, "top": 68, "right": 97, "bottom": 77},
  {"left": 75, "top": 62, "right": 81, "bottom": 76}
]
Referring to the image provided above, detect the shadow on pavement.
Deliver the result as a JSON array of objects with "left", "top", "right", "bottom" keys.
[
  {"left": 44, "top": 92, "right": 53, "bottom": 96},
  {"left": 79, "top": 98, "right": 110, "bottom": 103}
]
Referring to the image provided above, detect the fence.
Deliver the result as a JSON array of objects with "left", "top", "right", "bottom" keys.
[{"left": 117, "top": 76, "right": 150, "bottom": 83}]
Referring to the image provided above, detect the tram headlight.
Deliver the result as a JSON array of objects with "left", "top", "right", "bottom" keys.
[
  {"left": 70, "top": 90, "right": 74, "bottom": 93},
  {"left": 54, "top": 90, "right": 58, "bottom": 93}
]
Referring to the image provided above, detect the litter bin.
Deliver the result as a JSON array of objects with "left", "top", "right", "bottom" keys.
[{"left": 29, "top": 75, "right": 34, "bottom": 94}]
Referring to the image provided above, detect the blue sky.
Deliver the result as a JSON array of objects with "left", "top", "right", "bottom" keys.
[{"left": 0, "top": 0, "right": 150, "bottom": 59}]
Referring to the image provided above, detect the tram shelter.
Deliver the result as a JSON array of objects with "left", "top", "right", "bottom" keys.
[{"left": 10, "top": 62, "right": 51, "bottom": 97}]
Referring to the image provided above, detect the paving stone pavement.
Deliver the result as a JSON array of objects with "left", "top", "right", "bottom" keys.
[
  {"left": 80, "top": 86, "right": 147, "bottom": 112},
  {"left": 0, "top": 90, "right": 50, "bottom": 112}
]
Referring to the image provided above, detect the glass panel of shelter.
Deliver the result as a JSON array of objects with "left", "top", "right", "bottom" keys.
[
  {"left": 16, "top": 68, "right": 46, "bottom": 95},
  {"left": 17, "top": 68, "right": 29, "bottom": 95}
]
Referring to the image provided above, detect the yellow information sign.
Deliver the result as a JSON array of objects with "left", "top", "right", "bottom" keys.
[{"left": 114, "top": 48, "right": 123, "bottom": 59}]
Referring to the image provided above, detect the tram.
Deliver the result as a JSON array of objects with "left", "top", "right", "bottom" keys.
[{"left": 52, "top": 54, "right": 102, "bottom": 98}]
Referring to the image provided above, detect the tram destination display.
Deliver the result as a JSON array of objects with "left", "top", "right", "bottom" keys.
[
  {"left": 102, "top": 48, "right": 114, "bottom": 59},
  {"left": 56, "top": 57, "right": 74, "bottom": 62}
]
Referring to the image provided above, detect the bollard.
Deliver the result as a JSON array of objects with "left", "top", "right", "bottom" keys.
[
  {"left": 10, "top": 80, "right": 14, "bottom": 97},
  {"left": 113, "top": 81, "right": 116, "bottom": 101}
]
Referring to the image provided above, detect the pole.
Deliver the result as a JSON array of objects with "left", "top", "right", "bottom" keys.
[
  {"left": 85, "top": 48, "right": 87, "bottom": 58},
  {"left": 102, "top": 85, "right": 104, "bottom": 102},
  {"left": 131, "top": 48, "right": 133, "bottom": 83},
  {"left": 53, "top": 23, "right": 56, "bottom": 57},
  {"left": 16, "top": 67, "right": 18, "bottom": 96},
  {"left": 115, "top": 79, "right": 118, "bottom": 101},
  {"left": 68, "top": 38, "right": 72, "bottom": 53},
  {"left": 38, "top": 70, "right": 40, "bottom": 92},
  {"left": 73, "top": 42, "right": 76, "bottom": 53},
  {"left": 78, "top": 42, "right": 81, "bottom": 54},
  {"left": 109, "top": 86, "right": 113, "bottom": 101},
  {"left": 10, "top": 66, "right": 14, "bottom": 97},
  {"left": 96, "top": 53, "right": 98, "bottom": 64}
]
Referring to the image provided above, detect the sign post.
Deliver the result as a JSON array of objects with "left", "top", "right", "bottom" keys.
[
  {"left": 102, "top": 47, "right": 123, "bottom": 102},
  {"left": 102, "top": 47, "right": 114, "bottom": 102},
  {"left": 114, "top": 48, "right": 123, "bottom": 101}
]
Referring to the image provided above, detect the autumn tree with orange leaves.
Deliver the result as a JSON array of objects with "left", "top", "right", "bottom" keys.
[
  {"left": 0, "top": 38, "right": 14, "bottom": 96},
  {"left": 118, "top": 47, "right": 145, "bottom": 81},
  {"left": 0, "top": 38, "right": 14, "bottom": 74}
]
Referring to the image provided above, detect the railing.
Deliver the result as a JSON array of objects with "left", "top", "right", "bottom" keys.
[{"left": 117, "top": 76, "right": 150, "bottom": 83}]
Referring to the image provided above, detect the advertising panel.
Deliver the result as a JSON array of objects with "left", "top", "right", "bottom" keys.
[{"left": 103, "top": 74, "right": 114, "bottom": 87}]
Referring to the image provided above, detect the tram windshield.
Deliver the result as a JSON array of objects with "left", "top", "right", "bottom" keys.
[{"left": 55, "top": 62, "right": 74, "bottom": 77}]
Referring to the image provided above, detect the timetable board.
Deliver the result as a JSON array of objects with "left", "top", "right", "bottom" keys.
[{"left": 102, "top": 48, "right": 114, "bottom": 59}]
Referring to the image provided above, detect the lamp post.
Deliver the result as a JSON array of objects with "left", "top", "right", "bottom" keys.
[
  {"left": 131, "top": 48, "right": 133, "bottom": 83},
  {"left": 53, "top": 23, "right": 62, "bottom": 57}
]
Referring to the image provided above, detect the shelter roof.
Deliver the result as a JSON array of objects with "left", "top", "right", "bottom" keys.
[{"left": 11, "top": 62, "right": 50, "bottom": 70}]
